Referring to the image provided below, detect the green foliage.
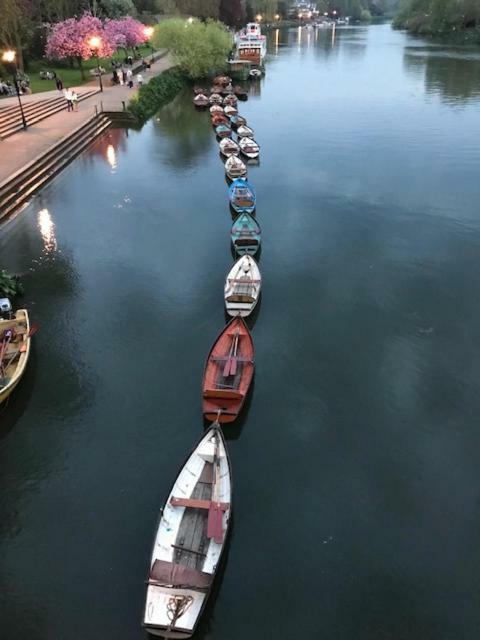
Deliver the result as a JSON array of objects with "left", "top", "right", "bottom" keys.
[
  {"left": 127, "top": 67, "right": 187, "bottom": 120},
  {"left": 0, "top": 271, "right": 23, "bottom": 299},
  {"left": 152, "top": 18, "right": 232, "bottom": 79},
  {"left": 361, "top": 8, "right": 372, "bottom": 20},
  {"left": 394, "top": 0, "right": 480, "bottom": 33},
  {"left": 99, "top": 0, "right": 137, "bottom": 17}
]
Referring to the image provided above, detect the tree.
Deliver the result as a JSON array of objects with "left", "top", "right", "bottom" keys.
[
  {"left": 175, "top": 0, "right": 220, "bottom": 19},
  {"left": 99, "top": 0, "right": 137, "bottom": 17},
  {"left": 0, "top": 0, "right": 34, "bottom": 69},
  {"left": 152, "top": 17, "right": 232, "bottom": 78},
  {"left": 104, "top": 16, "right": 148, "bottom": 52},
  {"left": 45, "top": 13, "right": 116, "bottom": 79},
  {"left": 219, "top": 0, "right": 246, "bottom": 26}
]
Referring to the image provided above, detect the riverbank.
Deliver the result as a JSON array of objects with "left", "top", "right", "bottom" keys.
[{"left": 0, "top": 53, "right": 172, "bottom": 193}]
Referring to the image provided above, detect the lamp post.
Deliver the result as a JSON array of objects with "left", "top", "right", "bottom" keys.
[
  {"left": 143, "top": 26, "right": 155, "bottom": 63},
  {"left": 1, "top": 50, "right": 27, "bottom": 129},
  {"left": 88, "top": 36, "right": 103, "bottom": 92}
]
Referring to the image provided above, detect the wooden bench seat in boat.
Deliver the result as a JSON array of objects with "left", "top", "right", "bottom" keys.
[
  {"left": 149, "top": 559, "right": 212, "bottom": 590},
  {"left": 170, "top": 497, "right": 230, "bottom": 511},
  {"left": 203, "top": 388, "right": 243, "bottom": 399}
]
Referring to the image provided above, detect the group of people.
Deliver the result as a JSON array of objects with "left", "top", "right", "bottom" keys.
[
  {"left": 0, "top": 76, "right": 31, "bottom": 96},
  {"left": 63, "top": 88, "right": 79, "bottom": 112},
  {"left": 111, "top": 62, "right": 149, "bottom": 88}
]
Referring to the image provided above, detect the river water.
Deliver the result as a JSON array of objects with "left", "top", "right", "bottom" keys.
[{"left": 1, "top": 23, "right": 480, "bottom": 639}]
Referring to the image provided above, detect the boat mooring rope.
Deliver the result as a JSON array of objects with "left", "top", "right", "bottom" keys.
[{"left": 166, "top": 594, "right": 194, "bottom": 630}]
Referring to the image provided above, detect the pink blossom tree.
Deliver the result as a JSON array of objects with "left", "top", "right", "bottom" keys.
[
  {"left": 45, "top": 13, "right": 116, "bottom": 80},
  {"left": 104, "top": 17, "right": 149, "bottom": 56}
]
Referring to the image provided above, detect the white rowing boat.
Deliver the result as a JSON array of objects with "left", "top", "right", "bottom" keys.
[
  {"left": 238, "top": 137, "right": 260, "bottom": 159},
  {"left": 224, "top": 255, "right": 261, "bottom": 317},
  {"left": 225, "top": 155, "right": 247, "bottom": 179}
]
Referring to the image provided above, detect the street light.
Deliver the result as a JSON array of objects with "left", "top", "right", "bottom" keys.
[
  {"left": 1, "top": 49, "right": 27, "bottom": 129},
  {"left": 88, "top": 36, "right": 103, "bottom": 92},
  {"left": 143, "top": 26, "right": 155, "bottom": 63},
  {"left": 256, "top": 14, "right": 262, "bottom": 22},
  {"left": 275, "top": 14, "right": 280, "bottom": 21}
]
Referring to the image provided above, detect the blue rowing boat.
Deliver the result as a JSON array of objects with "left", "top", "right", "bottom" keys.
[
  {"left": 215, "top": 124, "right": 231, "bottom": 139},
  {"left": 229, "top": 178, "right": 256, "bottom": 215},
  {"left": 231, "top": 212, "right": 261, "bottom": 256}
]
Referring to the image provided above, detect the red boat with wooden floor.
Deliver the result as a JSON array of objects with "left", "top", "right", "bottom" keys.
[{"left": 202, "top": 317, "right": 254, "bottom": 423}]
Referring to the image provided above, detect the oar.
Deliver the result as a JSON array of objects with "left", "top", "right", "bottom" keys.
[
  {"left": 28, "top": 323, "right": 39, "bottom": 338},
  {"left": 223, "top": 328, "right": 239, "bottom": 377},
  {"left": 230, "top": 331, "right": 240, "bottom": 376}
]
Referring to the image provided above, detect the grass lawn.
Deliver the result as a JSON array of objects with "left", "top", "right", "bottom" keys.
[{"left": 27, "top": 45, "right": 153, "bottom": 94}]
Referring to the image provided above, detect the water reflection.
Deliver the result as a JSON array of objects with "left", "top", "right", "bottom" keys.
[
  {"left": 106, "top": 144, "right": 117, "bottom": 171},
  {"left": 153, "top": 89, "right": 214, "bottom": 167},
  {"left": 37, "top": 208, "right": 57, "bottom": 254},
  {"left": 404, "top": 46, "right": 480, "bottom": 104}
]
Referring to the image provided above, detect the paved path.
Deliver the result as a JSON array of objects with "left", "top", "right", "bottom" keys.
[{"left": 0, "top": 54, "right": 173, "bottom": 186}]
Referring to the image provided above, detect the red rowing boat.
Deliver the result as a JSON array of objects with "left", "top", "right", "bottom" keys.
[{"left": 202, "top": 317, "right": 254, "bottom": 423}]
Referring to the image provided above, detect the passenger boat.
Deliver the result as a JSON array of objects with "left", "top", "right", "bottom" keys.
[
  {"left": 234, "top": 86, "right": 248, "bottom": 100},
  {"left": 223, "top": 105, "right": 238, "bottom": 117},
  {"left": 0, "top": 309, "right": 31, "bottom": 405},
  {"left": 202, "top": 317, "right": 254, "bottom": 423},
  {"left": 229, "top": 115, "right": 246, "bottom": 129},
  {"left": 231, "top": 212, "right": 261, "bottom": 256},
  {"left": 238, "top": 137, "right": 260, "bottom": 159},
  {"left": 229, "top": 178, "right": 256, "bottom": 214},
  {"left": 193, "top": 94, "right": 209, "bottom": 108},
  {"left": 225, "top": 156, "right": 247, "bottom": 180},
  {"left": 219, "top": 138, "right": 240, "bottom": 157},
  {"left": 209, "top": 105, "right": 224, "bottom": 114},
  {"left": 249, "top": 69, "right": 262, "bottom": 78},
  {"left": 224, "top": 256, "right": 261, "bottom": 317},
  {"left": 236, "top": 125, "right": 254, "bottom": 138},
  {"left": 209, "top": 93, "right": 223, "bottom": 105},
  {"left": 143, "top": 426, "right": 232, "bottom": 637},
  {"left": 223, "top": 94, "right": 238, "bottom": 106},
  {"left": 215, "top": 124, "right": 231, "bottom": 139},
  {"left": 211, "top": 114, "right": 229, "bottom": 127},
  {"left": 235, "top": 22, "right": 267, "bottom": 65}
]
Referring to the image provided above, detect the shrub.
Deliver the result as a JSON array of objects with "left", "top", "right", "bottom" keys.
[
  {"left": 0, "top": 271, "right": 23, "bottom": 299},
  {"left": 128, "top": 67, "right": 187, "bottom": 121}
]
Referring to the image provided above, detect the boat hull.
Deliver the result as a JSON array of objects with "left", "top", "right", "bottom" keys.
[{"left": 0, "top": 309, "right": 31, "bottom": 405}]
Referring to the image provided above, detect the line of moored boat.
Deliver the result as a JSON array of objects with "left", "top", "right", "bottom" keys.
[{"left": 142, "top": 75, "right": 262, "bottom": 638}]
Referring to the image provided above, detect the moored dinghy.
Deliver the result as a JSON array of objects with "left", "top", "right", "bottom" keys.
[
  {"left": 203, "top": 317, "right": 254, "bottom": 423},
  {"left": 219, "top": 138, "right": 240, "bottom": 157},
  {"left": 236, "top": 125, "right": 254, "bottom": 138},
  {"left": 0, "top": 309, "right": 32, "bottom": 405},
  {"left": 224, "top": 255, "right": 261, "bottom": 317},
  {"left": 209, "top": 93, "right": 223, "bottom": 105},
  {"left": 229, "top": 115, "right": 246, "bottom": 130},
  {"left": 225, "top": 155, "right": 247, "bottom": 180},
  {"left": 229, "top": 178, "right": 256, "bottom": 214},
  {"left": 234, "top": 85, "right": 248, "bottom": 100},
  {"left": 211, "top": 114, "right": 229, "bottom": 127},
  {"left": 223, "top": 105, "right": 238, "bottom": 117},
  {"left": 215, "top": 124, "right": 231, "bottom": 139},
  {"left": 143, "top": 426, "right": 232, "bottom": 638},
  {"left": 223, "top": 94, "right": 238, "bottom": 106},
  {"left": 209, "top": 104, "right": 224, "bottom": 114},
  {"left": 231, "top": 212, "right": 261, "bottom": 256},
  {"left": 238, "top": 137, "right": 260, "bottom": 159},
  {"left": 193, "top": 94, "right": 209, "bottom": 108}
]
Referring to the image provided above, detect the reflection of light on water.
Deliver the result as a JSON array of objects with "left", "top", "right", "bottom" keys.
[
  {"left": 106, "top": 144, "right": 117, "bottom": 170},
  {"left": 307, "top": 30, "right": 311, "bottom": 47},
  {"left": 38, "top": 208, "right": 57, "bottom": 253},
  {"left": 275, "top": 28, "right": 279, "bottom": 54}
]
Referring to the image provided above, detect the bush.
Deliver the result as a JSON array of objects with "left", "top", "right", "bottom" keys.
[
  {"left": 0, "top": 271, "right": 23, "bottom": 299},
  {"left": 152, "top": 18, "right": 232, "bottom": 79},
  {"left": 128, "top": 67, "right": 187, "bottom": 121},
  {"left": 360, "top": 9, "right": 372, "bottom": 21}
]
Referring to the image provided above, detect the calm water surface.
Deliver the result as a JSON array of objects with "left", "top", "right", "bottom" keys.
[{"left": 1, "top": 24, "right": 480, "bottom": 639}]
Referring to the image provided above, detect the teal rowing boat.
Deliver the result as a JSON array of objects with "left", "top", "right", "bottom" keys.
[{"left": 231, "top": 212, "right": 261, "bottom": 256}]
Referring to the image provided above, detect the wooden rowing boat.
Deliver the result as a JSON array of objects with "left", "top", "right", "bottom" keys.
[
  {"left": 202, "top": 317, "right": 254, "bottom": 423},
  {"left": 0, "top": 309, "right": 31, "bottom": 405},
  {"left": 236, "top": 125, "right": 254, "bottom": 138},
  {"left": 229, "top": 178, "right": 256, "bottom": 215},
  {"left": 193, "top": 94, "right": 209, "bottom": 108},
  {"left": 223, "top": 94, "right": 238, "bottom": 106},
  {"left": 211, "top": 114, "right": 229, "bottom": 127},
  {"left": 229, "top": 115, "right": 246, "bottom": 130},
  {"left": 238, "top": 137, "right": 260, "bottom": 159},
  {"left": 223, "top": 105, "right": 238, "bottom": 117},
  {"left": 209, "top": 93, "right": 223, "bottom": 105},
  {"left": 224, "top": 256, "right": 261, "bottom": 317},
  {"left": 213, "top": 75, "right": 231, "bottom": 87},
  {"left": 234, "top": 85, "right": 248, "bottom": 100},
  {"left": 209, "top": 104, "right": 224, "bottom": 114},
  {"left": 231, "top": 212, "right": 261, "bottom": 256},
  {"left": 219, "top": 138, "right": 240, "bottom": 157},
  {"left": 215, "top": 124, "right": 231, "bottom": 139},
  {"left": 143, "top": 426, "right": 232, "bottom": 638},
  {"left": 225, "top": 155, "right": 247, "bottom": 180}
]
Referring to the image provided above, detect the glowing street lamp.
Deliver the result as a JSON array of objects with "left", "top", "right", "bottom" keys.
[
  {"left": 1, "top": 49, "right": 27, "bottom": 129},
  {"left": 187, "top": 16, "right": 194, "bottom": 24},
  {"left": 256, "top": 14, "right": 262, "bottom": 22},
  {"left": 88, "top": 35, "right": 103, "bottom": 92},
  {"left": 275, "top": 14, "right": 280, "bottom": 21},
  {"left": 143, "top": 26, "right": 155, "bottom": 62}
]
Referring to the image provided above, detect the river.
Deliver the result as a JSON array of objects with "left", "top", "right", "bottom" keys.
[{"left": 1, "top": 23, "right": 480, "bottom": 640}]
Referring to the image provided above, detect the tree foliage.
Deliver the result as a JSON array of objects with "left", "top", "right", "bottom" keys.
[
  {"left": 219, "top": 0, "right": 246, "bottom": 27},
  {"left": 104, "top": 15, "right": 148, "bottom": 49},
  {"left": 152, "top": 18, "right": 232, "bottom": 78},
  {"left": 394, "top": 0, "right": 480, "bottom": 33}
]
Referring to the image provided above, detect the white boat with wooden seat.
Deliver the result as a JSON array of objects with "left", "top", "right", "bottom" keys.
[
  {"left": 219, "top": 138, "right": 240, "bottom": 157},
  {"left": 143, "top": 426, "right": 232, "bottom": 638},
  {"left": 225, "top": 155, "right": 247, "bottom": 180},
  {"left": 238, "top": 137, "right": 260, "bottom": 159},
  {"left": 223, "top": 105, "right": 238, "bottom": 117},
  {"left": 224, "top": 255, "right": 261, "bottom": 317},
  {"left": 0, "top": 309, "right": 31, "bottom": 405},
  {"left": 236, "top": 124, "right": 254, "bottom": 138},
  {"left": 209, "top": 93, "right": 223, "bottom": 105},
  {"left": 209, "top": 104, "right": 224, "bottom": 114}
]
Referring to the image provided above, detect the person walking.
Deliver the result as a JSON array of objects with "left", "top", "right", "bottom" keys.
[
  {"left": 122, "top": 68, "right": 127, "bottom": 85},
  {"left": 55, "top": 76, "right": 63, "bottom": 91},
  {"left": 63, "top": 88, "right": 73, "bottom": 112},
  {"left": 136, "top": 73, "right": 144, "bottom": 87},
  {"left": 71, "top": 90, "right": 79, "bottom": 111},
  {"left": 126, "top": 68, "right": 133, "bottom": 88}
]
